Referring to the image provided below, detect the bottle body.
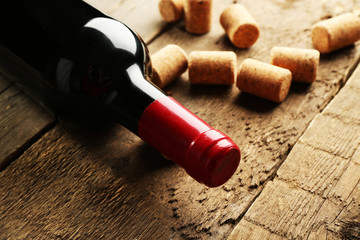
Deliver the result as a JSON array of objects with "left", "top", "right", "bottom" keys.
[
  {"left": 0, "top": 0, "right": 240, "bottom": 187},
  {"left": 0, "top": 0, "right": 161, "bottom": 132}
]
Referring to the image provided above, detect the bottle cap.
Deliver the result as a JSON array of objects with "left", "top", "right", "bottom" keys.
[{"left": 184, "top": 129, "right": 240, "bottom": 187}]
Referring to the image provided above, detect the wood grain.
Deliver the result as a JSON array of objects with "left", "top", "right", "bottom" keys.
[
  {"left": 0, "top": 125, "right": 178, "bottom": 239},
  {"left": 1, "top": 0, "right": 360, "bottom": 239},
  {"left": 228, "top": 59, "right": 360, "bottom": 240},
  {"left": 144, "top": 0, "right": 360, "bottom": 238}
]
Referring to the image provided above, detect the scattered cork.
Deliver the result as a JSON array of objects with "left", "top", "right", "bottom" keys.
[
  {"left": 189, "top": 51, "right": 237, "bottom": 85},
  {"left": 158, "top": 0, "right": 184, "bottom": 23},
  {"left": 220, "top": 4, "right": 260, "bottom": 48},
  {"left": 151, "top": 44, "right": 188, "bottom": 89},
  {"left": 184, "top": 0, "right": 212, "bottom": 34},
  {"left": 312, "top": 12, "right": 360, "bottom": 53},
  {"left": 237, "top": 58, "right": 292, "bottom": 103},
  {"left": 270, "top": 47, "right": 320, "bottom": 83}
]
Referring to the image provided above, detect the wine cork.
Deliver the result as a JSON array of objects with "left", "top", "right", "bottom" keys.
[
  {"left": 189, "top": 51, "right": 236, "bottom": 85},
  {"left": 270, "top": 47, "right": 320, "bottom": 83},
  {"left": 220, "top": 4, "right": 260, "bottom": 48},
  {"left": 184, "top": 0, "right": 212, "bottom": 34},
  {"left": 151, "top": 44, "right": 188, "bottom": 88},
  {"left": 158, "top": 0, "right": 184, "bottom": 23},
  {"left": 237, "top": 59, "right": 292, "bottom": 103},
  {"left": 312, "top": 12, "right": 360, "bottom": 53}
]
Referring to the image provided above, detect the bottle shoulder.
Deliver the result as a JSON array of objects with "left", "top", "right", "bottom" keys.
[{"left": 57, "top": 17, "right": 161, "bottom": 98}]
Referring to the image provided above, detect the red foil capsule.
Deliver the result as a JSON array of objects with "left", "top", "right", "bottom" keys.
[{"left": 138, "top": 96, "right": 241, "bottom": 187}]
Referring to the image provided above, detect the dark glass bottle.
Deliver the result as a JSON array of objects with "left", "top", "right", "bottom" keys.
[{"left": 0, "top": 0, "right": 240, "bottom": 187}]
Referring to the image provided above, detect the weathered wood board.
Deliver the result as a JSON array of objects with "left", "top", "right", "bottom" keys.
[
  {"left": 0, "top": 73, "right": 54, "bottom": 170},
  {"left": 0, "top": 0, "right": 360, "bottom": 239}
]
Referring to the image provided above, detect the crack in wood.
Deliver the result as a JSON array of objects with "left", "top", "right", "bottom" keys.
[{"left": 0, "top": 120, "right": 57, "bottom": 171}]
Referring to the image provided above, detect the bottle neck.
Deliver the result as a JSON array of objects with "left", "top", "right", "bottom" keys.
[{"left": 105, "top": 63, "right": 166, "bottom": 134}]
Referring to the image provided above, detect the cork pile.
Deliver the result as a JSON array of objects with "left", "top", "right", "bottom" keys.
[{"left": 153, "top": 1, "right": 360, "bottom": 103}]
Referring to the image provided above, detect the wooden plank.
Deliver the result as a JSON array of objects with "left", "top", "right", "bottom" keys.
[
  {"left": 277, "top": 142, "right": 349, "bottom": 197},
  {"left": 228, "top": 63, "right": 360, "bottom": 239},
  {"left": 0, "top": 72, "right": 11, "bottom": 92},
  {"left": 323, "top": 65, "right": 360, "bottom": 123},
  {"left": 228, "top": 219, "right": 287, "bottom": 240},
  {"left": 0, "top": 74, "right": 54, "bottom": 170},
  {"left": 0, "top": 43, "right": 56, "bottom": 170},
  {"left": 0, "top": 125, "right": 176, "bottom": 239},
  {"left": 307, "top": 157, "right": 360, "bottom": 240},
  {"left": 110, "top": 0, "right": 167, "bottom": 43},
  {"left": 84, "top": 0, "right": 167, "bottom": 43},
  {"left": 83, "top": 0, "right": 121, "bottom": 15},
  {"left": 241, "top": 179, "right": 326, "bottom": 239},
  {"left": 1, "top": 0, "right": 360, "bottom": 239}
]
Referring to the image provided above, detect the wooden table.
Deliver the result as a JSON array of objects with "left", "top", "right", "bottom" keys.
[{"left": 1, "top": 0, "right": 360, "bottom": 239}]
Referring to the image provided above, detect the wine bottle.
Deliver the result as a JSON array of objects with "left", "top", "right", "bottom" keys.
[{"left": 0, "top": 0, "right": 240, "bottom": 187}]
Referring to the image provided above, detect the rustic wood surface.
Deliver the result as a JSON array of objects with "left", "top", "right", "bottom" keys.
[
  {"left": 228, "top": 65, "right": 360, "bottom": 239},
  {"left": 0, "top": 0, "right": 359, "bottom": 239}
]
